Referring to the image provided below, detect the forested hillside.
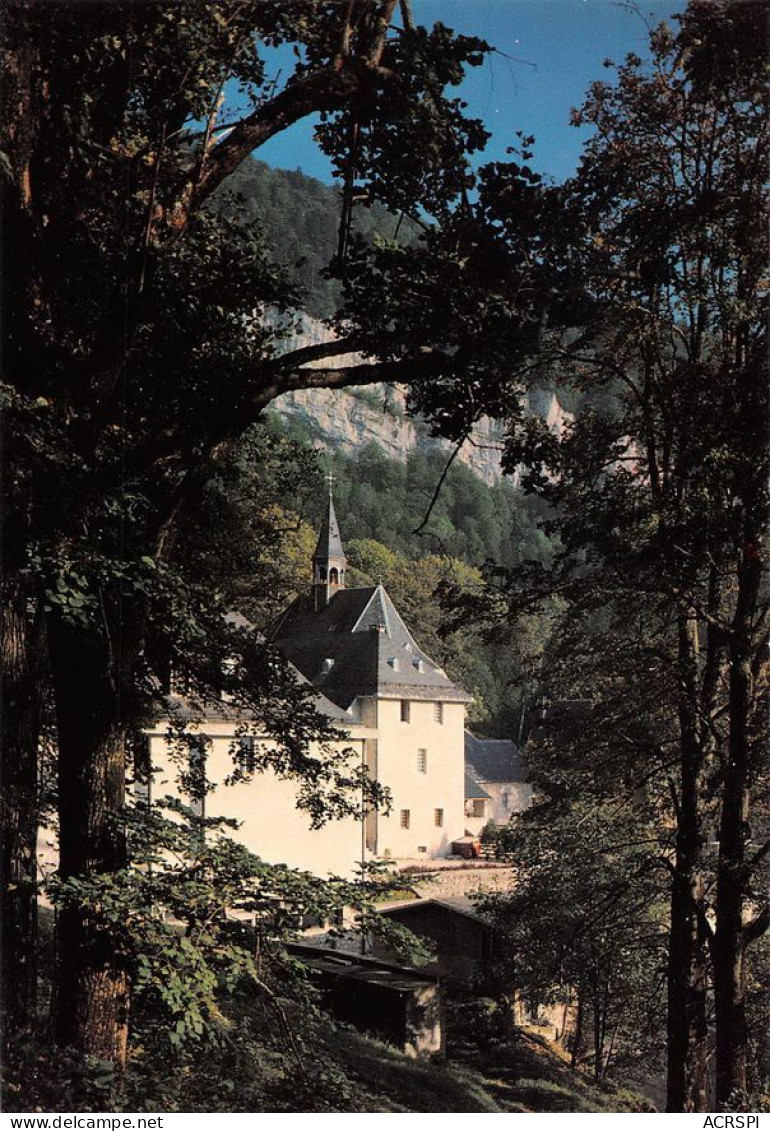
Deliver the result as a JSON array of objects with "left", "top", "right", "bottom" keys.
[
  {"left": 214, "top": 160, "right": 579, "bottom": 489},
  {"left": 210, "top": 157, "right": 415, "bottom": 318},
  {"left": 274, "top": 416, "right": 554, "bottom": 569}
]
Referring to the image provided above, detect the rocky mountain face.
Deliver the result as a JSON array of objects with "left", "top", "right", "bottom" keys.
[
  {"left": 215, "top": 162, "right": 570, "bottom": 483},
  {"left": 271, "top": 313, "right": 570, "bottom": 486}
]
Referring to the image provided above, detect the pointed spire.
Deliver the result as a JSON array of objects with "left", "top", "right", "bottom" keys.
[
  {"left": 312, "top": 476, "right": 347, "bottom": 611},
  {"left": 313, "top": 491, "right": 345, "bottom": 563}
]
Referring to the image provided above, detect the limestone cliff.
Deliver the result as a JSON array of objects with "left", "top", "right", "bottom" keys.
[{"left": 270, "top": 312, "right": 569, "bottom": 486}]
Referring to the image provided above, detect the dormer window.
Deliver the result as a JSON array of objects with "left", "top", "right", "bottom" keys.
[
  {"left": 321, "top": 658, "right": 335, "bottom": 673},
  {"left": 388, "top": 657, "right": 399, "bottom": 671},
  {"left": 413, "top": 658, "right": 424, "bottom": 672}
]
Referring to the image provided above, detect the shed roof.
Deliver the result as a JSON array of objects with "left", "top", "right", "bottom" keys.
[
  {"left": 287, "top": 942, "right": 438, "bottom": 987},
  {"left": 379, "top": 897, "right": 491, "bottom": 929}
]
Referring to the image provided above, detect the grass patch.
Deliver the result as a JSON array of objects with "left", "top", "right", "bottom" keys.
[
  {"left": 312, "top": 1003, "right": 652, "bottom": 1113},
  {"left": 322, "top": 1027, "right": 504, "bottom": 1112}
]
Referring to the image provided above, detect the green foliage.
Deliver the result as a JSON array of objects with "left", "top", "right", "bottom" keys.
[
  {"left": 2, "top": 1042, "right": 119, "bottom": 1114},
  {"left": 210, "top": 159, "right": 420, "bottom": 319},
  {"left": 6, "top": 0, "right": 764, "bottom": 1110},
  {"left": 481, "top": 796, "right": 667, "bottom": 1081},
  {"left": 444, "top": 1009, "right": 652, "bottom": 1113},
  {"left": 481, "top": 4, "right": 769, "bottom": 1107},
  {"left": 322, "top": 441, "right": 556, "bottom": 570},
  {"left": 2, "top": 0, "right": 554, "bottom": 1102},
  {"left": 17, "top": 800, "right": 423, "bottom": 1109}
]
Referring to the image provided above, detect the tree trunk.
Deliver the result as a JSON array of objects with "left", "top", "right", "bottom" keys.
[
  {"left": 592, "top": 988, "right": 603, "bottom": 1083},
  {"left": 48, "top": 617, "right": 131, "bottom": 1074},
  {"left": 713, "top": 542, "right": 762, "bottom": 1107},
  {"left": 0, "top": 594, "right": 43, "bottom": 1046},
  {"left": 666, "top": 612, "right": 707, "bottom": 1112},
  {"left": 570, "top": 989, "right": 584, "bottom": 1070},
  {"left": 688, "top": 910, "right": 710, "bottom": 1111}
]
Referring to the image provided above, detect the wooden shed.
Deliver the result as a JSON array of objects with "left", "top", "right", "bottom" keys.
[
  {"left": 376, "top": 898, "right": 495, "bottom": 983},
  {"left": 287, "top": 942, "right": 444, "bottom": 1058}
]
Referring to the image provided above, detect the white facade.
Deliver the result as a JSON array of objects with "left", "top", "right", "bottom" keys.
[
  {"left": 144, "top": 499, "right": 472, "bottom": 878},
  {"left": 366, "top": 696, "right": 466, "bottom": 862},
  {"left": 145, "top": 717, "right": 372, "bottom": 877},
  {"left": 464, "top": 781, "right": 533, "bottom": 837},
  {"left": 145, "top": 686, "right": 468, "bottom": 878}
]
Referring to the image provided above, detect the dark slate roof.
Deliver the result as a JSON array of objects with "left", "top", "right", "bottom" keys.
[
  {"left": 313, "top": 495, "right": 346, "bottom": 563},
  {"left": 465, "top": 731, "right": 528, "bottom": 783},
  {"left": 151, "top": 609, "right": 353, "bottom": 727},
  {"left": 269, "top": 584, "right": 472, "bottom": 710},
  {"left": 150, "top": 660, "right": 352, "bottom": 728},
  {"left": 465, "top": 770, "right": 491, "bottom": 800}
]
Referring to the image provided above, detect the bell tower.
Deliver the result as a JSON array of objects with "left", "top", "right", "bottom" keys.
[{"left": 312, "top": 474, "right": 347, "bottom": 612}]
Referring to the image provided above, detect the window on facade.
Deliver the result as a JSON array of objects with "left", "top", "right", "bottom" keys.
[
  {"left": 472, "top": 799, "right": 485, "bottom": 819},
  {"left": 434, "top": 808, "right": 444, "bottom": 828},
  {"left": 131, "top": 734, "right": 151, "bottom": 807},
  {"left": 417, "top": 845, "right": 427, "bottom": 854},
  {"left": 417, "top": 748, "right": 428, "bottom": 773},
  {"left": 400, "top": 699, "right": 410, "bottom": 723},
  {"left": 400, "top": 809, "right": 411, "bottom": 829},
  {"left": 187, "top": 737, "right": 208, "bottom": 821},
  {"left": 236, "top": 735, "right": 257, "bottom": 774},
  {"left": 434, "top": 702, "right": 444, "bottom": 724}
]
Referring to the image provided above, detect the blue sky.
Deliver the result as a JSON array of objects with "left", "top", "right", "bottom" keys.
[{"left": 252, "top": 0, "right": 684, "bottom": 186}]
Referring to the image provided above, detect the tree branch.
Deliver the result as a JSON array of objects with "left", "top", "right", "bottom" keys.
[
  {"left": 413, "top": 432, "right": 467, "bottom": 536},
  {"left": 177, "top": 65, "right": 359, "bottom": 221},
  {"left": 399, "top": 0, "right": 416, "bottom": 31},
  {"left": 369, "top": 0, "right": 399, "bottom": 67},
  {"left": 263, "top": 335, "right": 368, "bottom": 375},
  {"left": 254, "top": 351, "right": 448, "bottom": 412}
]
